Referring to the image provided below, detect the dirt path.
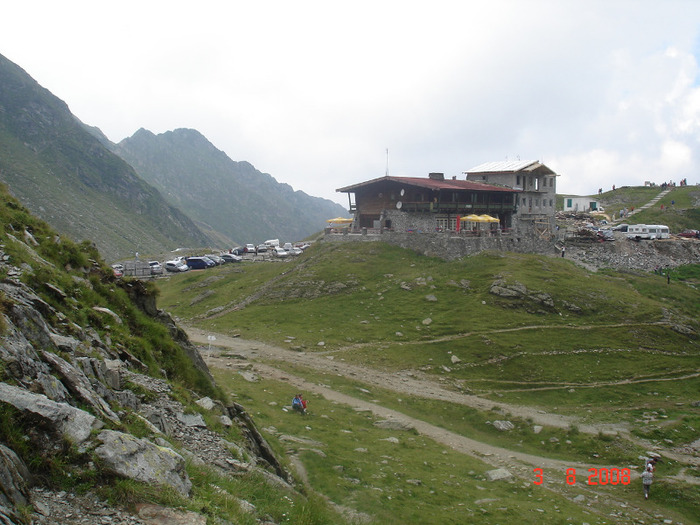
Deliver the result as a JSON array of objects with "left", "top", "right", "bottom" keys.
[
  {"left": 186, "top": 327, "right": 626, "bottom": 435},
  {"left": 189, "top": 327, "right": 697, "bottom": 523}
]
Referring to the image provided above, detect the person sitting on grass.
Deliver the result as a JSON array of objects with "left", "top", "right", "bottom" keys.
[{"left": 292, "top": 394, "right": 306, "bottom": 415}]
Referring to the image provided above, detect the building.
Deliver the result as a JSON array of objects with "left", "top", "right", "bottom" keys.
[
  {"left": 336, "top": 172, "right": 519, "bottom": 233},
  {"left": 464, "top": 160, "right": 558, "bottom": 236},
  {"left": 562, "top": 196, "right": 601, "bottom": 213}
]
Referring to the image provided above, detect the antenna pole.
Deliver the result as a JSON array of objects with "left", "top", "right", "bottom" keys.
[{"left": 385, "top": 148, "right": 389, "bottom": 177}]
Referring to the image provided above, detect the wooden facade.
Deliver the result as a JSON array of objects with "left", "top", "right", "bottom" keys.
[{"left": 336, "top": 174, "right": 519, "bottom": 231}]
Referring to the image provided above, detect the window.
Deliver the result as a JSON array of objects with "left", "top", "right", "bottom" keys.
[
  {"left": 566, "top": 198, "right": 572, "bottom": 208},
  {"left": 516, "top": 175, "right": 521, "bottom": 186},
  {"left": 549, "top": 199, "right": 553, "bottom": 207}
]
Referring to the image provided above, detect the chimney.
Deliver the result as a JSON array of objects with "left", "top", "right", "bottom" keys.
[{"left": 428, "top": 172, "right": 444, "bottom": 181}]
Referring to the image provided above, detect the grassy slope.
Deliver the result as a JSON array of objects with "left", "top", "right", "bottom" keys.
[{"left": 157, "top": 241, "right": 700, "bottom": 524}]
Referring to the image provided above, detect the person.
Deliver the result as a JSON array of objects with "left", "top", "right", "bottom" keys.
[
  {"left": 641, "top": 464, "right": 654, "bottom": 499},
  {"left": 561, "top": 246, "right": 566, "bottom": 258},
  {"left": 292, "top": 394, "right": 306, "bottom": 415}
]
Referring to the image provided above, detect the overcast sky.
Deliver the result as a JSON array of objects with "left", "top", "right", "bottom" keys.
[{"left": 3, "top": 1, "right": 700, "bottom": 206}]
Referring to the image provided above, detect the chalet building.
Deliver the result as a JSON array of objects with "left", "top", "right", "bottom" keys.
[
  {"left": 464, "top": 160, "right": 558, "bottom": 235},
  {"left": 336, "top": 172, "right": 519, "bottom": 233}
]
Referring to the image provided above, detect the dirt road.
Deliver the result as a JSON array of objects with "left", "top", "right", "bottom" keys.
[{"left": 187, "top": 327, "right": 695, "bottom": 523}]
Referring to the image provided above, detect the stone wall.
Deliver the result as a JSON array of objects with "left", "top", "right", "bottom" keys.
[{"left": 323, "top": 229, "right": 556, "bottom": 260}]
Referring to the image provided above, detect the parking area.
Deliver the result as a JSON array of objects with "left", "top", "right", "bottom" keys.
[{"left": 112, "top": 242, "right": 312, "bottom": 278}]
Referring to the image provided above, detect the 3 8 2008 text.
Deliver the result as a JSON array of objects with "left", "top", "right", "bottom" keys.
[{"left": 533, "top": 467, "right": 631, "bottom": 486}]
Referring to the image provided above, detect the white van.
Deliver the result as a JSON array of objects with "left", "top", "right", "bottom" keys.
[
  {"left": 265, "top": 239, "right": 280, "bottom": 247},
  {"left": 626, "top": 224, "right": 670, "bottom": 240}
]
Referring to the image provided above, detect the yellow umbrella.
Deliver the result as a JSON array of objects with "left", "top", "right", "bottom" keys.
[
  {"left": 460, "top": 214, "right": 483, "bottom": 222},
  {"left": 479, "top": 214, "right": 500, "bottom": 223},
  {"left": 326, "top": 217, "right": 353, "bottom": 224}
]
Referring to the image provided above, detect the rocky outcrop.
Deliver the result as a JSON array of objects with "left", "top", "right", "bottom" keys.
[
  {"left": 0, "top": 272, "right": 292, "bottom": 523},
  {"left": 94, "top": 430, "right": 192, "bottom": 496}
]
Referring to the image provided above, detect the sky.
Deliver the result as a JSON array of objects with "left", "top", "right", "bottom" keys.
[{"left": 3, "top": 1, "right": 700, "bottom": 206}]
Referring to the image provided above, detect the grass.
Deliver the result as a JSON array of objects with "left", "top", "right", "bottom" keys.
[
  {"left": 156, "top": 239, "right": 700, "bottom": 522},
  {"left": 216, "top": 370, "right": 631, "bottom": 525}
]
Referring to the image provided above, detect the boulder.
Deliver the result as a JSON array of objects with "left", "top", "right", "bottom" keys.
[
  {"left": 195, "top": 397, "right": 215, "bottom": 411},
  {"left": 373, "top": 419, "right": 415, "bottom": 432},
  {"left": 94, "top": 430, "right": 192, "bottom": 496},
  {"left": 0, "top": 383, "right": 98, "bottom": 444},
  {"left": 0, "top": 444, "right": 31, "bottom": 507},
  {"left": 493, "top": 420, "right": 515, "bottom": 432},
  {"left": 485, "top": 468, "right": 512, "bottom": 481},
  {"left": 41, "top": 350, "right": 120, "bottom": 423}
]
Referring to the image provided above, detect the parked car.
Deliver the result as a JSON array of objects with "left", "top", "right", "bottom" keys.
[
  {"left": 273, "top": 246, "right": 288, "bottom": 258},
  {"left": 111, "top": 264, "right": 124, "bottom": 277},
  {"left": 282, "top": 242, "right": 294, "bottom": 251},
  {"left": 256, "top": 244, "right": 268, "bottom": 253},
  {"left": 265, "top": 239, "right": 280, "bottom": 247},
  {"left": 220, "top": 253, "right": 242, "bottom": 263},
  {"left": 231, "top": 246, "right": 246, "bottom": 255},
  {"left": 612, "top": 223, "right": 629, "bottom": 232},
  {"left": 244, "top": 244, "right": 256, "bottom": 253},
  {"left": 165, "top": 260, "right": 189, "bottom": 272},
  {"left": 185, "top": 257, "right": 210, "bottom": 270},
  {"left": 206, "top": 254, "right": 224, "bottom": 265},
  {"left": 148, "top": 261, "right": 163, "bottom": 274},
  {"left": 201, "top": 256, "right": 217, "bottom": 267},
  {"left": 678, "top": 229, "right": 700, "bottom": 239},
  {"left": 289, "top": 247, "right": 303, "bottom": 256}
]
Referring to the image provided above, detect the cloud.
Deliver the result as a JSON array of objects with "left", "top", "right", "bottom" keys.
[{"left": 2, "top": 1, "right": 700, "bottom": 204}]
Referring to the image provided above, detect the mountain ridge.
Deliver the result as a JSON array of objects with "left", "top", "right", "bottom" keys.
[
  {"left": 112, "top": 127, "right": 348, "bottom": 246},
  {"left": 0, "top": 53, "right": 215, "bottom": 261}
]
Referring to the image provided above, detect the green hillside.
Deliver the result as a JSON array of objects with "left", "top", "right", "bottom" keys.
[
  {"left": 559, "top": 185, "right": 700, "bottom": 232},
  {"left": 156, "top": 241, "right": 700, "bottom": 524}
]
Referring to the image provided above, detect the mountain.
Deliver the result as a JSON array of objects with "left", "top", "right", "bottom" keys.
[
  {"left": 0, "top": 53, "right": 215, "bottom": 261},
  {"left": 111, "top": 128, "right": 348, "bottom": 246}
]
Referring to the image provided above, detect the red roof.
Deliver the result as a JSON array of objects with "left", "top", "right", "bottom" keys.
[{"left": 337, "top": 176, "right": 518, "bottom": 193}]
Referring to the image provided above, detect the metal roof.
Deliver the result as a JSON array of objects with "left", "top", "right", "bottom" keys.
[
  {"left": 465, "top": 160, "right": 543, "bottom": 173},
  {"left": 336, "top": 176, "right": 518, "bottom": 194}
]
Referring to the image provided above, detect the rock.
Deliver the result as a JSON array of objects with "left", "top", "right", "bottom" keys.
[
  {"left": 425, "top": 294, "right": 437, "bottom": 302},
  {"left": 41, "top": 350, "right": 120, "bottom": 423},
  {"left": 135, "top": 503, "right": 206, "bottom": 524},
  {"left": 422, "top": 318, "right": 433, "bottom": 326},
  {"left": 450, "top": 355, "right": 461, "bottom": 364},
  {"left": 381, "top": 437, "right": 399, "bottom": 444},
  {"left": 219, "top": 415, "right": 233, "bottom": 427},
  {"left": 91, "top": 306, "right": 123, "bottom": 324},
  {"left": 573, "top": 494, "right": 585, "bottom": 503},
  {"left": 95, "top": 430, "right": 192, "bottom": 496},
  {"left": 177, "top": 413, "right": 207, "bottom": 428},
  {"left": 533, "top": 425, "right": 543, "bottom": 434},
  {"left": 493, "top": 420, "right": 515, "bottom": 432},
  {"left": 195, "top": 397, "right": 215, "bottom": 411},
  {"left": 0, "top": 444, "right": 31, "bottom": 507},
  {"left": 0, "top": 382, "right": 98, "bottom": 444},
  {"left": 374, "top": 419, "right": 415, "bottom": 432},
  {"left": 238, "top": 370, "right": 259, "bottom": 382},
  {"left": 485, "top": 468, "right": 512, "bottom": 481}
]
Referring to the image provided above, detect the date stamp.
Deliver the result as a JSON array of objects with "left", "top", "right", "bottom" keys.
[{"left": 533, "top": 467, "right": 631, "bottom": 486}]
